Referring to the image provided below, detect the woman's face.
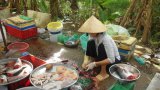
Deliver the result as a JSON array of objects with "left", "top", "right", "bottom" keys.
[{"left": 89, "top": 33, "right": 98, "bottom": 38}]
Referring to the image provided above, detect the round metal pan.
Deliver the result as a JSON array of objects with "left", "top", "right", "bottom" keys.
[
  {"left": 109, "top": 64, "right": 141, "bottom": 83},
  {"left": 30, "top": 62, "right": 79, "bottom": 89},
  {"left": 0, "top": 58, "right": 33, "bottom": 85}
]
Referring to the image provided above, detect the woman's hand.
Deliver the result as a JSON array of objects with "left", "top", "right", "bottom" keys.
[
  {"left": 86, "top": 62, "right": 96, "bottom": 71},
  {"left": 82, "top": 55, "right": 90, "bottom": 69},
  {"left": 82, "top": 63, "right": 88, "bottom": 69}
]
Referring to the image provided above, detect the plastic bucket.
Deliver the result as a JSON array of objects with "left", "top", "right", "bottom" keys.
[
  {"left": 49, "top": 31, "right": 62, "bottom": 42},
  {"left": 47, "top": 22, "right": 63, "bottom": 33}
]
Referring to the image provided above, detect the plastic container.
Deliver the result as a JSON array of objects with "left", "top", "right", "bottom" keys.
[
  {"left": 49, "top": 31, "right": 62, "bottom": 42},
  {"left": 6, "top": 24, "right": 36, "bottom": 31},
  {"left": 47, "top": 22, "right": 63, "bottom": 34},
  {"left": 5, "top": 24, "right": 37, "bottom": 39},
  {"left": 134, "top": 56, "right": 145, "bottom": 65},
  {"left": 7, "top": 42, "right": 29, "bottom": 53}
]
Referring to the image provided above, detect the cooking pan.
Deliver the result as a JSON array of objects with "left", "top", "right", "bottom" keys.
[
  {"left": 109, "top": 64, "right": 140, "bottom": 83},
  {"left": 0, "top": 58, "right": 33, "bottom": 85},
  {"left": 30, "top": 62, "right": 79, "bottom": 89}
]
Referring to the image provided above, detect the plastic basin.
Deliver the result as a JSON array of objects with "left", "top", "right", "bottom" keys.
[{"left": 7, "top": 42, "right": 29, "bottom": 52}]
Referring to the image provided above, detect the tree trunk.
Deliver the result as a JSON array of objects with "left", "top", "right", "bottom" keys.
[
  {"left": 120, "top": 0, "right": 137, "bottom": 27},
  {"left": 31, "top": 0, "right": 37, "bottom": 11},
  {"left": 142, "top": 0, "right": 152, "bottom": 43},
  {"left": 8, "top": 0, "right": 15, "bottom": 10},
  {"left": 68, "top": 0, "right": 79, "bottom": 30},
  {"left": 22, "top": 0, "right": 27, "bottom": 15},
  {"left": 50, "top": 0, "right": 59, "bottom": 21},
  {"left": 0, "top": 0, "right": 6, "bottom": 7},
  {"left": 69, "top": 0, "right": 79, "bottom": 11},
  {"left": 15, "top": 0, "right": 21, "bottom": 14}
]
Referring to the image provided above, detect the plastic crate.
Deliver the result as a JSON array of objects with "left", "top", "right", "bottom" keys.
[
  {"left": 5, "top": 24, "right": 37, "bottom": 39},
  {"left": 7, "top": 24, "right": 36, "bottom": 31}
]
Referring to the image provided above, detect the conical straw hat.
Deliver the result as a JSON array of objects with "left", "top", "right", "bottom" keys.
[{"left": 78, "top": 15, "right": 106, "bottom": 33}]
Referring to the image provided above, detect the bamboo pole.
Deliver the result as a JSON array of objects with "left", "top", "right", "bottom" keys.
[
  {"left": 22, "top": 0, "right": 27, "bottom": 15},
  {"left": 134, "top": 0, "right": 147, "bottom": 25},
  {"left": 50, "top": 0, "right": 59, "bottom": 21},
  {"left": 120, "top": 0, "right": 137, "bottom": 27},
  {"left": 142, "top": 0, "right": 152, "bottom": 43}
]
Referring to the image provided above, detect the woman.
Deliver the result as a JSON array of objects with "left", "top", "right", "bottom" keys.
[{"left": 78, "top": 16, "right": 121, "bottom": 82}]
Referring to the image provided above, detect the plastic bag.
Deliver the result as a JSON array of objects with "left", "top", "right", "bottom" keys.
[
  {"left": 106, "top": 24, "right": 130, "bottom": 37},
  {"left": 27, "top": 10, "right": 51, "bottom": 28},
  {"left": 79, "top": 34, "right": 89, "bottom": 52},
  {"left": 35, "top": 12, "right": 51, "bottom": 28},
  {"left": 57, "top": 33, "right": 79, "bottom": 44}
]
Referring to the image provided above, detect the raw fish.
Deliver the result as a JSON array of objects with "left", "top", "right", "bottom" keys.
[
  {"left": 115, "top": 65, "right": 138, "bottom": 80},
  {"left": 0, "top": 75, "right": 7, "bottom": 84},
  {"left": 13, "top": 58, "right": 23, "bottom": 69},
  {"left": 6, "top": 66, "right": 26, "bottom": 77}
]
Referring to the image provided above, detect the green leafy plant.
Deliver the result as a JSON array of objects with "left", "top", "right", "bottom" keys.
[
  {"left": 149, "top": 0, "right": 160, "bottom": 47},
  {"left": 59, "top": 0, "right": 72, "bottom": 19},
  {"left": 96, "top": 0, "right": 129, "bottom": 22},
  {"left": 36, "top": 0, "right": 49, "bottom": 13}
]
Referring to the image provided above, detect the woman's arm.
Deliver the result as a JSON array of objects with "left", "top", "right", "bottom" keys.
[{"left": 95, "top": 59, "right": 111, "bottom": 66}]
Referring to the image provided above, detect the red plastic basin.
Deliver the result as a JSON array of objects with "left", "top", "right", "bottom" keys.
[{"left": 7, "top": 42, "right": 29, "bottom": 52}]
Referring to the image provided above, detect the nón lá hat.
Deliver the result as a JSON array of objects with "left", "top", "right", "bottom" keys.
[{"left": 78, "top": 15, "right": 106, "bottom": 33}]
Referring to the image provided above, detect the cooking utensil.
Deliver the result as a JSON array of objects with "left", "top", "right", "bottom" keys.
[
  {"left": 30, "top": 63, "right": 79, "bottom": 89},
  {"left": 0, "top": 58, "right": 33, "bottom": 85},
  {"left": 109, "top": 64, "right": 140, "bottom": 83}
]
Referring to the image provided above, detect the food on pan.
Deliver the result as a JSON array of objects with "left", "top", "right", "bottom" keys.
[
  {"left": 13, "top": 58, "right": 23, "bottom": 69},
  {"left": 31, "top": 65, "right": 78, "bottom": 89},
  {"left": 115, "top": 65, "right": 139, "bottom": 80},
  {"left": 0, "top": 64, "right": 7, "bottom": 74},
  {"left": 54, "top": 68, "right": 77, "bottom": 81},
  {"left": 31, "top": 73, "right": 53, "bottom": 86},
  {"left": 0, "top": 75, "right": 7, "bottom": 84},
  {"left": 45, "top": 64, "right": 53, "bottom": 71},
  {"left": 0, "top": 58, "right": 30, "bottom": 84},
  {"left": 6, "top": 58, "right": 23, "bottom": 69},
  {"left": 6, "top": 66, "right": 26, "bottom": 77},
  {"left": 56, "top": 66, "right": 67, "bottom": 74},
  {"left": 6, "top": 61, "right": 16, "bottom": 68}
]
